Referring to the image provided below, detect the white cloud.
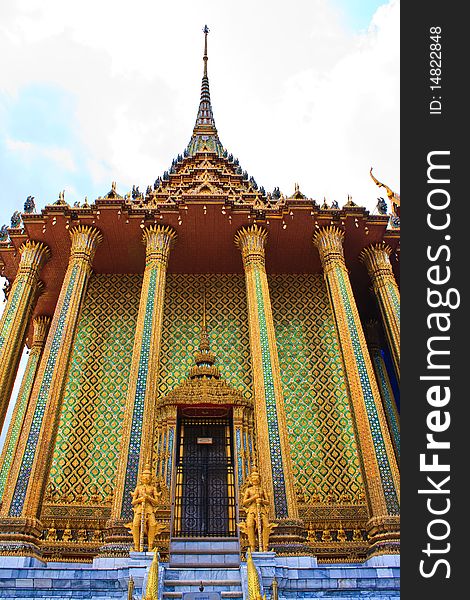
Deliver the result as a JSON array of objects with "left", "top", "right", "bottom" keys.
[{"left": 0, "top": 0, "right": 399, "bottom": 210}]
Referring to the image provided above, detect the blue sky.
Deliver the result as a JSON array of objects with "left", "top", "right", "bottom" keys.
[
  {"left": 1, "top": 84, "right": 96, "bottom": 213},
  {"left": 334, "top": 0, "right": 386, "bottom": 30}
]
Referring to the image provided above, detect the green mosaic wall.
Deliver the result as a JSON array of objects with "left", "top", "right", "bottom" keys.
[
  {"left": 269, "top": 273, "right": 365, "bottom": 502},
  {"left": 45, "top": 272, "right": 365, "bottom": 507},
  {"left": 47, "top": 274, "right": 142, "bottom": 503},
  {"left": 158, "top": 274, "right": 252, "bottom": 399}
]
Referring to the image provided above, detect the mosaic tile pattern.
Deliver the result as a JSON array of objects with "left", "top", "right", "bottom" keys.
[
  {"left": 0, "top": 279, "right": 24, "bottom": 351},
  {"left": 387, "top": 282, "right": 400, "bottom": 320},
  {"left": 10, "top": 264, "right": 79, "bottom": 516},
  {"left": 236, "top": 429, "right": 243, "bottom": 486},
  {"left": 27, "top": 271, "right": 378, "bottom": 519},
  {"left": 373, "top": 350, "right": 400, "bottom": 457},
  {"left": 269, "top": 273, "right": 364, "bottom": 503},
  {"left": 0, "top": 350, "right": 40, "bottom": 500},
  {"left": 158, "top": 274, "right": 252, "bottom": 399},
  {"left": 336, "top": 268, "right": 399, "bottom": 515},
  {"left": 253, "top": 268, "right": 288, "bottom": 519},
  {"left": 48, "top": 274, "right": 141, "bottom": 505},
  {"left": 121, "top": 269, "right": 158, "bottom": 518}
]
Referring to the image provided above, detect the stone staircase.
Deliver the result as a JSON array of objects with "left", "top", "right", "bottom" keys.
[{"left": 162, "top": 538, "right": 243, "bottom": 599}]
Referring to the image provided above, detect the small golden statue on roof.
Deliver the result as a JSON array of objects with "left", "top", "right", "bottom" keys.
[
  {"left": 370, "top": 168, "right": 400, "bottom": 217},
  {"left": 125, "top": 463, "right": 165, "bottom": 552},
  {"left": 55, "top": 190, "right": 66, "bottom": 205}
]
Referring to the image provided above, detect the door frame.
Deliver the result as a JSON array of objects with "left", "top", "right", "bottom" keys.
[{"left": 170, "top": 406, "right": 238, "bottom": 538}]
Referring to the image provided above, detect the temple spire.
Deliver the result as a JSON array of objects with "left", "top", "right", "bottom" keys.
[
  {"left": 203, "top": 24, "right": 209, "bottom": 78},
  {"left": 186, "top": 25, "right": 224, "bottom": 156}
]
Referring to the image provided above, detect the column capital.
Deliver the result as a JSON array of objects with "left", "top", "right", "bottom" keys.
[
  {"left": 359, "top": 243, "right": 394, "bottom": 284},
  {"left": 69, "top": 225, "right": 103, "bottom": 265},
  {"left": 18, "top": 240, "right": 51, "bottom": 275},
  {"left": 31, "top": 316, "right": 51, "bottom": 350},
  {"left": 312, "top": 226, "right": 345, "bottom": 271},
  {"left": 234, "top": 224, "right": 268, "bottom": 268},
  {"left": 142, "top": 225, "right": 177, "bottom": 268}
]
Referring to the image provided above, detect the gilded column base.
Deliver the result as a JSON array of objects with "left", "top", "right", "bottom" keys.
[
  {"left": 100, "top": 518, "right": 133, "bottom": 556},
  {"left": 0, "top": 516, "right": 43, "bottom": 558},
  {"left": 101, "top": 511, "right": 170, "bottom": 558},
  {"left": 268, "top": 519, "right": 310, "bottom": 555},
  {"left": 366, "top": 515, "right": 400, "bottom": 556}
]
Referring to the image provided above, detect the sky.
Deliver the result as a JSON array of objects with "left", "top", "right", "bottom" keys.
[{"left": 0, "top": 0, "right": 399, "bottom": 450}]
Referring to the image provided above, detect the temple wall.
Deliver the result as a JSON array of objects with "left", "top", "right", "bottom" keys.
[
  {"left": 47, "top": 274, "right": 142, "bottom": 505},
  {"left": 158, "top": 274, "right": 252, "bottom": 399},
  {"left": 45, "top": 272, "right": 364, "bottom": 510},
  {"left": 269, "top": 274, "right": 365, "bottom": 504}
]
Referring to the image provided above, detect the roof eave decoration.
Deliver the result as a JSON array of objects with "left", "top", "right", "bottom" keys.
[{"left": 370, "top": 167, "right": 400, "bottom": 230}]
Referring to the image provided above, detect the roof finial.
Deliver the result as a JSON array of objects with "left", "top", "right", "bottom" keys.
[
  {"left": 203, "top": 25, "right": 209, "bottom": 78},
  {"left": 185, "top": 25, "right": 224, "bottom": 157}
]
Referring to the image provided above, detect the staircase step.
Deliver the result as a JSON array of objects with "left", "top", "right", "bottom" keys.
[
  {"left": 165, "top": 566, "right": 240, "bottom": 578},
  {"left": 170, "top": 543, "right": 239, "bottom": 552},
  {"left": 162, "top": 590, "right": 243, "bottom": 598},
  {"left": 171, "top": 537, "right": 239, "bottom": 543},
  {"left": 169, "top": 562, "right": 240, "bottom": 569},
  {"left": 164, "top": 573, "right": 241, "bottom": 582},
  {"left": 165, "top": 568, "right": 240, "bottom": 575},
  {"left": 164, "top": 580, "right": 241, "bottom": 586},
  {"left": 171, "top": 548, "right": 240, "bottom": 556}
]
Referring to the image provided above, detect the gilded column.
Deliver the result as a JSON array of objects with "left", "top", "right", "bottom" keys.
[
  {"left": 0, "top": 240, "right": 50, "bottom": 432},
  {"left": 313, "top": 227, "right": 399, "bottom": 553},
  {"left": 0, "top": 316, "right": 51, "bottom": 504},
  {"left": 0, "top": 226, "right": 102, "bottom": 529},
  {"left": 359, "top": 243, "right": 400, "bottom": 379},
  {"left": 234, "top": 224, "right": 298, "bottom": 523},
  {"left": 110, "top": 225, "right": 176, "bottom": 526},
  {"left": 234, "top": 407, "right": 256, "bottom": 489},
  {"left": 364, "top": 320, "right": 400, "bottom": 462}
]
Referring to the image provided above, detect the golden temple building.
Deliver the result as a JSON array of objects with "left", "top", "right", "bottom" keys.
[{"left": 0, "top": 26, "right": 400, "bottom": 584}]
